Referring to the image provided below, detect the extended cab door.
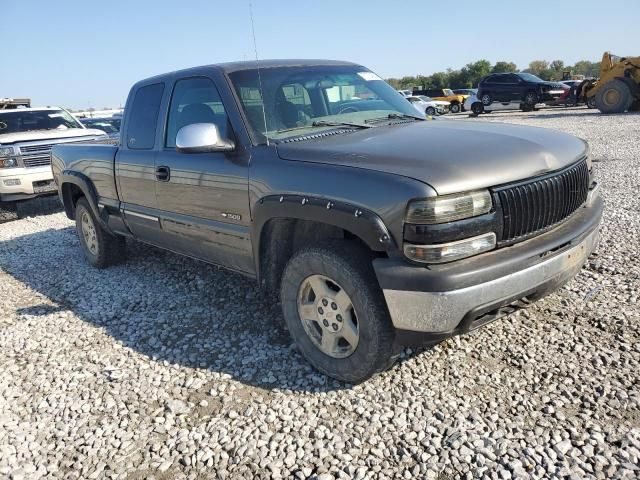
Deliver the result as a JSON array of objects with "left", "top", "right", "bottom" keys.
[
  {"left": 153, "top": 75, "right": 253, "bottom": 274},
  {"left": 116, "top": 82, "right": 166, "bottom": 241}
]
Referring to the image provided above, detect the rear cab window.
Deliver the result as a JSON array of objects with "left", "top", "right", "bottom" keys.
[{"left": 126, "top": 83, "right": 165, "bottom": 149}]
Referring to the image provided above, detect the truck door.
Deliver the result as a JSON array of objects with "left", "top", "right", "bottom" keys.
[
  {"left": 116, "top": 82, "right": 165, "bottom": 241},
  {"left": 153, "top": 76, "right": 253, "bottom": 274}
]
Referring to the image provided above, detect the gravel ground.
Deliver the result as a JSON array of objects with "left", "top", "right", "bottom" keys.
[{"left": 0, "top": 108, "right": 638, "bottom": 479}]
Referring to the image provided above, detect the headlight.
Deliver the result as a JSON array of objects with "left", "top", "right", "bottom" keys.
[
  {"left": 405, "top": 190, "right": 492, "bottom": 224},
  {"left": 404, "top": 232, "right": 496, "bottom": 264},
  {"left": 0, "top": 146, "right": 16, "bottom": 158},
  {"left": 0, "top": 158, "right": 18, "bottom": 168}
]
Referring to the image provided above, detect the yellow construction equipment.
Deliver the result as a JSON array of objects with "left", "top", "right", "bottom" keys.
[{"left": 585, "top": 52, "right": 640, "bottom": 113}]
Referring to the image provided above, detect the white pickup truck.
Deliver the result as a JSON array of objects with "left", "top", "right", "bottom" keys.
[{"left": 0, "top": 107, "right": 105, "bottom": 220}]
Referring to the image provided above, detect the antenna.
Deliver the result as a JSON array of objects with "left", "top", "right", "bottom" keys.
[{"left": 249, "top": 2, "right": 270, "bottom": 146}]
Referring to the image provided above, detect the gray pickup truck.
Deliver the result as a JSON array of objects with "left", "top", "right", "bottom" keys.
[{"left": 52, "top": 60, "right": 603, "bottom": 383}]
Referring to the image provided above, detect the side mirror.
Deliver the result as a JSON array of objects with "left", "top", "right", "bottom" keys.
[{"left": 176, "top": 123, "right": 234, "bottom": 153}]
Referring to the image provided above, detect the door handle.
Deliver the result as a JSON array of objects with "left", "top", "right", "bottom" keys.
[{"left": 156, "top": 166, "right": 170, "bottom": 182}]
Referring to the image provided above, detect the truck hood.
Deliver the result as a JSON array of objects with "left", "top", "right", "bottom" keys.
[
  {"left": 275, "top": 120, "right": 587, "bottom": 195},
  {"left": 0, "top": 128, "right": 106, "bottom": 145}
]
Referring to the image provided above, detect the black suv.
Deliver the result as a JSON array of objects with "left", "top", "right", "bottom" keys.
[{"left": 478, "top": 72, "right": 567, "bottom": 108}]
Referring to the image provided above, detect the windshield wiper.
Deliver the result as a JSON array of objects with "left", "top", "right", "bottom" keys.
[
  {"left": 275, "top": 120, "right": 371, "bottom": 135},
  {"left": 365, "top": 113, "right": 426, "bottom": 124},
  {"left": 311, "top": 120, "right": 372, "bottom": 129}
]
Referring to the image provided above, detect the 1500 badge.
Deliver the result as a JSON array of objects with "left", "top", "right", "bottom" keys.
[{"left": 221, "top": 212, "right": 241, "bottom": 221}]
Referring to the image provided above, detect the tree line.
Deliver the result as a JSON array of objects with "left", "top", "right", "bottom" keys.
[{"left": 386, "top": 59, "right": 601, "bottom": 90}]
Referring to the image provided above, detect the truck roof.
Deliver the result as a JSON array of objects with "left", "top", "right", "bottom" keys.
[
  {"left": 135, "top": 59, "right": 362, "bottom": 85},
  {"left": 0, "top": 107, "right": 63, "bottom": 114}
]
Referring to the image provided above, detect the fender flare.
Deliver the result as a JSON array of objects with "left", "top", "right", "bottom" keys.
[
  {"left": 58, "top": 170, "right": 105, "bottom": 226},
  {"left": 252, "top": 194, "right": 397, "bottom": 277}
]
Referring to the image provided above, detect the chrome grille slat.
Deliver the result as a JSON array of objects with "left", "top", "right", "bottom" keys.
[{"left": 495, "top": 160, "right": 590, "bottom": 244}]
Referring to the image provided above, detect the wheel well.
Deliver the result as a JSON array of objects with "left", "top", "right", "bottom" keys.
[
  {"left": 258, "top": 218, "right": 378, "bottom": 293},
  {"left": 61, "top": 183, "right": 85, "bottom": 219}
]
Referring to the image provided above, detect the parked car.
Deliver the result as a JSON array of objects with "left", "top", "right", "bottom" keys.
[
  {"left": 464, "top": 94, "right": 543, "bottom": 115},
  {"left": 80, "top": 117, "right": 121, "bottom": 141},
  {"left": 453, "top": 88, "right": 477, "bottom": 96},
  {"left": 0, "top": 107, "right": 105, "bottom": 220},
  {"left": 52, "top": 60, "right": 602, "bottom": 383},
  {"left": 478, "top": 73, "right": 567, "bottom": 108},
  {"left": 411, "top": 88, "right": 467, "bottom": 113},
  {"left": 397, "top": 89, "right": 413, "bottom": 97},
  {"left": 405, "top": 95, "right": 449, "bottom": 115}
]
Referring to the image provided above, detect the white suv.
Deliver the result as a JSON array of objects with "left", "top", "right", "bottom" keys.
[{"left": 0, "top": 107, "right": 105, "bottom": 220}]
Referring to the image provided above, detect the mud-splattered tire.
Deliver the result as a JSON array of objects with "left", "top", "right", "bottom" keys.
[
  {"left": 596, "top": 80, "right": 633, "bottom": 114},
  {"left": 280, "top": 241, "right": 395, "bottom": 383},
  {"left": 75, "top": 197, "right": 126, "bottom": 268}
]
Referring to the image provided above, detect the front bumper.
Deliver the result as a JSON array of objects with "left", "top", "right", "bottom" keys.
[
  {"left": 374, "top": 195, "right": 603, "bottom": 339},
  {"left": 0, "top": 166, "right": 56, "bottom": 202}
]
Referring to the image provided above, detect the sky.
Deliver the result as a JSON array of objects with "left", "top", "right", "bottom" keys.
[{"left": 2, "top": 0, "right": 639, "bottom": 110}]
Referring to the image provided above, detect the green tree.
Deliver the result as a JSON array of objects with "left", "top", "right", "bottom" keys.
[
  {"left": 526, "top": 60, "right": 550, "bottom": 75},
  {"left": 491, "top": 61, "right": 518, "bottom": 73},
  {"left": 461, "top": 60, "right": 492, "bottom": 87},
  {"left": 550, "top": 59, "right": 565, "bottom": 72}
]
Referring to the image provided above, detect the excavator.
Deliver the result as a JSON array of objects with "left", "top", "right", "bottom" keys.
[{"left": 583, "top": 52, "right": 640, "bottom": 113}]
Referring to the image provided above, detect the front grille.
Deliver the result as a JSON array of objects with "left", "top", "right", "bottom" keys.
[
  {"left": 22, "top": 155, "right": 52, "bottom": 167},
  {"left": 20, "top": 143, "right": 54, "bottom": 154},
  {"left": 19, "top": 138, "right": 93, "bottom": 168},
  {"left": 495, "top": 159, "right": 590, "bottom": 243}
]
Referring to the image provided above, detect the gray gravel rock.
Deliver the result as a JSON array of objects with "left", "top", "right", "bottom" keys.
[{"left": 0, "top": 108, "right": 638, "bottom": 479}]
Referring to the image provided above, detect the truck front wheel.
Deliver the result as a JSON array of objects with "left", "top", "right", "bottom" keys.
[
  {"left": 280, "top": 241, "right": 395, "bottom": 383},
  {"left": 75, "top": 197, "right": 125, "bottom": 268}
]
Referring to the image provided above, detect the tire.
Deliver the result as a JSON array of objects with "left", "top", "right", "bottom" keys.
[
  {"left": 524, "top": 91, "right": 538, "bottom": 106},
  {"left": 587, "top": 96, "right": 597, "bottom": 109},
  {"left": 471, "top": 102, "right": 483, "bottom": 115},
  {"left": 449, "top": 102, "right": 461, "bottom": 113},
  {"left": 480, "top": 93, "right": 492, "bottom": 106},
  {"left": 280, "top": 241, "right": 395, "bottom": 383},
  {"left": 521, "top": 103, "right": 533, "bottom": 112},
  {"left": 425, "top": 106, "right": 436, "bottom": 116},
  {"left": 0, "top": 201, "right": 18, "bottom": 222},
  {"left": 595, "top": 80, "right": 633, "bottom": 114},
  {"left": 75, "top": 197, "right": 126, "bottom": 268}
]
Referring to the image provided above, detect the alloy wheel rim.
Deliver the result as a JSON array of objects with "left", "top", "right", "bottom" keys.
[
  {"left": 297, "top": 274, "right": 359, "bottom": 358},
  {"left": 81, "top": 211, "right": 98, "bottom": 255}
]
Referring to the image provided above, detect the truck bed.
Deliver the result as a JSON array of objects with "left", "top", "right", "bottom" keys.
[{"left": 51, "top": 143, "right": 119, "bottom": 203}]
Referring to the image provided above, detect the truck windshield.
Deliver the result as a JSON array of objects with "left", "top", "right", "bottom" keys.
[
  {"left": 0, "top": 109, "right": 83, "bottom": 134},
  {"left": 228, "top": 65, "right": 423, "bottom": 143}
]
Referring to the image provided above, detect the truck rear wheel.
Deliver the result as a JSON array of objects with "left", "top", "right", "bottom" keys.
[
  {"left": 0, "top": 201, "right": 18, "bottom": 222},
  {"left": 280, "top": 241, "right": 395, "bottom": 383},
  {"left": 596, "top": 79, "right": 633, "bottom": 114},
  {"left": 75, "top": 197, "right": 125, "bottom": 268}
]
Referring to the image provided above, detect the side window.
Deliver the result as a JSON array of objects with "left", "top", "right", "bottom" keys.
[
  {"left": 127, "top": 83, "right": 164, "bottom": 150},
  {"left": 165, "top": 77, "right": 230, "bottom": 148}
]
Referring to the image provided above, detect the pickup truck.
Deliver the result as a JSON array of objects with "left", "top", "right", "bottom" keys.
[
  {"left": 52, "top": 60, "right": 603, "bottom": 383},
  {"left": 0, "top": 107, "right": 105, "bottom": 220}
]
